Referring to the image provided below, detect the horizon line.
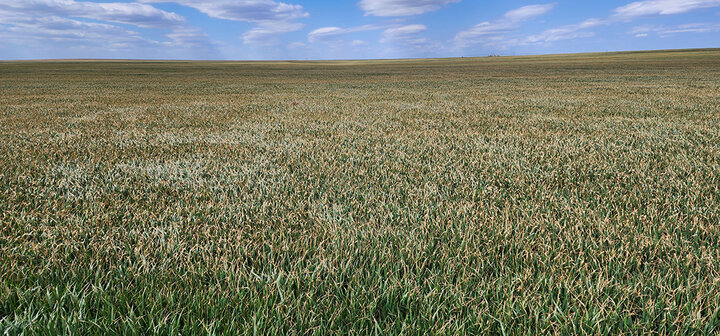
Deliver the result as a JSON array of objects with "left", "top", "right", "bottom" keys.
[{"left": 1, "top": 47, "right": 718, "bottom": 63}]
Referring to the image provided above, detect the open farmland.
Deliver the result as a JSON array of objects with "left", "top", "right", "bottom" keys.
[{"left": 1, "top": 49, "right": 720, "bottom": 334}]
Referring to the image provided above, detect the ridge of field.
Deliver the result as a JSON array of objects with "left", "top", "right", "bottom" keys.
[{"left": 1, "top": 49, "right": 719, "bottom": 335}]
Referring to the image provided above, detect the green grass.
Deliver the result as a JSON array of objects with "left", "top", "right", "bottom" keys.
[{"left": 1, "top": 49, "right": 719, "bottom": 335}]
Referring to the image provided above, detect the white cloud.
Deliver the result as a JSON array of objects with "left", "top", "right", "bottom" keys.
[
  {"left": 379, "top": 24, "right": 441, "bottom": 58},
  {"left": 519, "top": 0, "right": 720, "bottom": 47},
  {"left": 141, "top": 0, "right": 307, "bottom": 22},
  {"left": 523, "top": 19, "right": 604, "bottom": 44},
  {"left": 242, "top": 21, "right": 304, "bottom": 44},
  {"left": 614, "top": 0, "right": 720, "bottom": 18},
  {"left": 4, "top": 16, "right": 147, "bottom": 44},
  {"left": 165, "top": 28, "right": 217, "bottom": 52},
  {"left": 0, "top": 0, "right": 184, "bottom": 28},
  {"left": 0, "top": 0, "right": 222, "bottom": 59},
  {"left": 631, "top": 22, "right": 720, "bottom": 36},
  {"left": 308, "top": 27, "right": 345, "bottom": 42},
  {"left": 308, "top": 24, "right": 381, "bottom": 43},
  {"left": 454, "top": 3, "right": 556, "bottom": 48},
  {"left": 359, "top": 0, "right": 460, "bottom": 16},
  {"left": 454, "top": 22, "right": 515, "bottom": 47},
  {"left": 0, "top": 15, "right": 171, "bottom": 59},
  {"left": 504, "top": 3, "right": 557, "bottom": 22},
  {"left": 381, "top": 24, "right": 427, "bottom": 43},
  {"left": 142, "top": 0, "right": 308, "bottom": 44},
  {"left": 382, "top": 24, "right": 427, "bottom": 37},
  {"left": 307, "top": 22, "right": 434, "bottom": 56},
  {"left": 524, "top": 28, "right": 596, "bottom": 44}
]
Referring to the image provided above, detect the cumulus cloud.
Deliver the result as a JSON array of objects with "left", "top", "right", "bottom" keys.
[
  {"left": 381, "top": 24, "right": 428, "bottom": 43},
  {"left": 0, "top": 0, "right": 222, "bottom": 59},
  {"left": 520, "top": 0, "right": 720, "bottom": 47},
  {"left": 3, "top": 16, "right": 149, "bottom": 45},
  {"left": 379, "top": 24, "right": 441, "bottom": 57},
  {"left": 454, "top": 3, "right": 556, "bottom": 48},
  {"left": 141, "top": 0, "right": 307, "bottom": 22},
  {"left": 306, "top": 22, "right": 434, "bottom": 56},
  {"left": 142, "top": 0, "right": 308, "bottom": 44},
  {"left": 0, "top": 0, "right": 184, "bottom": 28},
  {"left": 614, "top": 0, "right": 720, "bottom": 18},
  {"left": 164, "top": 28, "right": 217, "bottom": 55},
  {"left": 308, "top": 27, "right": 346, "bottom": 43},
  {"left": 454, "top": 22, "right": 515, "bottom": 47},
  {"left": 0, "top": 15, "right": 170, "bottom": 59},
  {"left": 242, "top": 22, "right": 304, "bottom": 44},
  {"left": 523, "top": 19, "right": 604, "bottom": 44},
  {"left": 308, "top": 24, "right": 381, "bottom": 43},
  {"left": 359, "top": 0, "right": 460, "bottom": 16},
  {"left": 504, "top": 3, "right": 557, "bottom": 21},
  {"left": 631, "top": 22, "right": 720, "bottom": 37}
]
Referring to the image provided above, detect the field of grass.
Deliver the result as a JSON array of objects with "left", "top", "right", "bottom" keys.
[{"left": 1, "top": 49, "right": 719, "bottom": 334}]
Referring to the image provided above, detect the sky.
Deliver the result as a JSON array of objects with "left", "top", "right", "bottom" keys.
[{"left": 1, "top": 0, "right": 719, "bottom": 60}]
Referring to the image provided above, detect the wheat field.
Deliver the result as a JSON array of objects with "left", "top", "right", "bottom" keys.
[{"left": 1, "top": 49, "right": 719, "bottom": 334}]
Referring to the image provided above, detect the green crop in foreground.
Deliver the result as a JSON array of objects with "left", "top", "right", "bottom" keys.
[{"left": 1, "top": 49, "right": 719, "bottom": 335}]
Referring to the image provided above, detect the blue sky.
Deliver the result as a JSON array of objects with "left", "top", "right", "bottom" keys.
[{"left": 1, "top": 0, "right": 719, "bottom": 60}]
